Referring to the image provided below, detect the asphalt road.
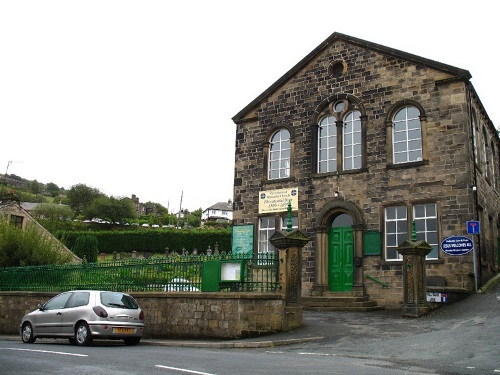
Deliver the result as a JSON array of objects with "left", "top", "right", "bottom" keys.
[
  {"left": 1, "top": 275, "right": 499, "bottom": 374},
  {"left": 271, "top": 278, "right": 500, "bottom": 374}
]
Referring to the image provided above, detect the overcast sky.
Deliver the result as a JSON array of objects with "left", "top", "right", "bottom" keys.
[{"left": 1, "top": 1, "right": 498, "bottom": 212}]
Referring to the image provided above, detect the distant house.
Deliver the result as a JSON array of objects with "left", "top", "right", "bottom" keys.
[
  {"left": 20, "top": 202, "right": 40, "bottom": 213},
  {"left": 131, "top": 194, "right": 145, "bottom": 216},
  {"left": 0, "top": 195, "right": 81, "bottom": 263},
  {"left": 201, "top": 200, "right": 233, "bottom": 225}
]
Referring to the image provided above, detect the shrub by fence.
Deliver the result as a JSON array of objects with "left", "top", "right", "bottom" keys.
[
  {"left": 55, "top": 227, "right": 231, "bottom": 254},
  {"left": 0, "top": 252, "right": 279, "bottom": 293}
]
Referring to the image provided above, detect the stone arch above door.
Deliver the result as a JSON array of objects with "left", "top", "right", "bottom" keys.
[{"left": 316, "top": 200, "right": 364, "bottom": 229}]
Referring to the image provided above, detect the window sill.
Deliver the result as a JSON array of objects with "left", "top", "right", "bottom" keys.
[
  {"left": 386, "top": 160, "right": 428, "bottom": 170},
  {"left": 312, "top": 167, "right": 368, "bottom": 179},
  {"left": 262, "top": 177, "right": 296, "bottom": 186},
  {"left": 379, "top": 258, "right": 444, "bottom": 266}
]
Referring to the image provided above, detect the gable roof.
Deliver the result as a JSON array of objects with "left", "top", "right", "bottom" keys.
[
  {"left": 204, "top": 201, "right": 233, "bottom": 212},
  {"left": 232, "top": 32, "right": 472, "bottom": 123}
]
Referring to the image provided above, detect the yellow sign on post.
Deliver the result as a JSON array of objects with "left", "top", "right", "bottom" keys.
[{"left": 258, "top": 187, "right": 299, "bottom": 214}]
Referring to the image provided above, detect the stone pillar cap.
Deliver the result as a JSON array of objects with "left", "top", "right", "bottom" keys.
[{"left": 269, "top": 229, "right": 310, "bottom": 249}]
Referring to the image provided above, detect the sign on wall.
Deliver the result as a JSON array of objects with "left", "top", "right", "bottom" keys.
[
  {"left": 440, "top": 235, "right": 474, "bottom": 256},
  {"left": 258, "top": 187, "right": 299, "bottom": 214},
  {"left": 466, "top": 220, "right": 480, "bottom": 234},
  {"left": 231, "top": 225, "right": 254, "bottom": 256},
  {"left": 426, "top": 292, "right": 448, "bottom": 303}
]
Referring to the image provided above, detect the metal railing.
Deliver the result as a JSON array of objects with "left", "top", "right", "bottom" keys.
[
  {"left": 0, "top": 253, "right": 279, "bottom": 293},
  {"left": 365, "top": 273, "right": 389, "bottom": 288}
]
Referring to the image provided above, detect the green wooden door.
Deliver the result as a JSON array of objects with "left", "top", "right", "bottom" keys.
[{"left": 328, "top": 227, "right": 354, "bottom": 292}]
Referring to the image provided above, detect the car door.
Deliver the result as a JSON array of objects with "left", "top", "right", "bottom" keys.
[
  {"left": 60, "top": 291, "right": 90, "bottom": 335},
  {"left": 34, "top": 292, "right": 72, "bottom": 335}
]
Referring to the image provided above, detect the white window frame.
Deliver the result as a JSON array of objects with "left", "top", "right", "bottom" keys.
[
  {"left": 268, "top": 129, "right": 291, "bottom": 180},
  {"left": 317, "top": 115, "right": 337, "bottom": 173},
  {"left": 384, "top": 206, "right": 407, "bottom": 260},
  {"left": 392, "top": 106, "right": 422, "bottom": 164},
  {"left": 343, "top": 110, "right": 362, "bottom": 170},
  {"left": 258, "top": 217, "right": 276, "bottom": 256},
  {"left": 413, "top": 203, "right": 438, "bottom": 259}
]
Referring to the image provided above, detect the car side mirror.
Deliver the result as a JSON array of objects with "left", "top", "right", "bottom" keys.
[{"left": 38, "top": 303, "right": 45, "bottom": 311}]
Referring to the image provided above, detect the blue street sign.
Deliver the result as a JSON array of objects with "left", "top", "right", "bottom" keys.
[
  {"left": 441, "top": 236, "right": 474, "bottom": 256},
  {"left": 467, "top": 221, "right": 480, "bottom": 234}
]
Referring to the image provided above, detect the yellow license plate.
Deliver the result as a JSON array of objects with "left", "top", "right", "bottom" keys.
[{"left": 113, "top": 327, "right": 135, "bottom": 334}]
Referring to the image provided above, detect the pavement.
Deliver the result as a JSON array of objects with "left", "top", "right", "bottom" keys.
[{"left": 3, "top": 273, "right": 499, "bottom": 351}]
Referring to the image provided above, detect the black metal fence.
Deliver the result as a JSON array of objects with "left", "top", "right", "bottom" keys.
[{"left": 0, "top": 252, "right": 279, "bottom": 293}]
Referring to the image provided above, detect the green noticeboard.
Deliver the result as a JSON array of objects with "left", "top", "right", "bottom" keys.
[
  {"left": 232, "top": 225, "right": 254, "bottom": 256},
  {"left": 363, "top": 231, "right": 381, "bottom": 255}
]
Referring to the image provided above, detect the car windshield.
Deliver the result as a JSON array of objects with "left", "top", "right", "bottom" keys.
[{"left": 100, "top": 292, "right": 138, "bottom": 309}]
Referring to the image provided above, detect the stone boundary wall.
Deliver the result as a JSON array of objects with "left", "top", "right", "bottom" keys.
[{"left": 0, "top": 291, "right": 297, "bottom": 339}]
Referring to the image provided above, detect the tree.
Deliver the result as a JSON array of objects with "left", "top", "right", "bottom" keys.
[
  {"left": 29, "top": 180, "right": 42, "bottom": 195},
  {"left": 46, "top": 182, "right": 60, "bottom": 198},
  {"left": 161, "top": 213, "right": 178, "bottom": 226},
  {"left": 83, "top": 196, "right": 137, "bottom": 224},
  {"left": 36, "top": 203, "right": 74, "bottom": 220},
  {"left": 72, "top": 234, "right": 98, "bottom": 263},
  {"left": 144, "top": 201, "right": 168, "bottom": 215},
  {"left": 67, "top": 184, "right": 103, "bottom": 216},
  {"left": 187, "top": 208, "right": 202, "bottom": 228}
]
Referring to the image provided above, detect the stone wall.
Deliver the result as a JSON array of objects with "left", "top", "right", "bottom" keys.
[{"left": 0, "top": 291, "right": 295, "bottom": 339}]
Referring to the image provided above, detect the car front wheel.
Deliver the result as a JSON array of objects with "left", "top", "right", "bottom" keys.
[
  {"left": 75, "top": 322, "right": 93, "bottom": 346},
  {"left": 21, "top": 322, "right": 36, "bottom": 343}
]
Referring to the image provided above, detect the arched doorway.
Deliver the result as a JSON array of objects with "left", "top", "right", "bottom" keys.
[
  {"left": 314, "top": 200, "right": 364, "bottom": 295},
  {"left": 328, "top": 214, "right": 354, "bottom": 292}
]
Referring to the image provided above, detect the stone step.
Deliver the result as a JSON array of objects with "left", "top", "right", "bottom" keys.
[
  {"left": 304, "top": 305, "right": 383, "bottom": 312},
  {"left": 302, "top": 295, "right": 383, "bottom": 312}
]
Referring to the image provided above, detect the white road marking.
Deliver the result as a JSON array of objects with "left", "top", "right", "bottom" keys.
[
  {"left": 299, "top": 352, "right": 337, "bottom": 357},
  {"left": 266, "top": 350, "right": 337, "bottom": 357},
  {"left": 155, "top": 365, "right": 217, "bottom": 375},
  {"left": 0, "top": 347, "right": 88, "bottom": 357}
]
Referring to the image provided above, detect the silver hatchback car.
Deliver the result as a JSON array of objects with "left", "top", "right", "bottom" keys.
[{"left": 19, "top": 290, "right": 145, "bottom": 346}]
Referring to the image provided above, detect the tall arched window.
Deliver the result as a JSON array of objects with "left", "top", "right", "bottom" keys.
[
  {"left": 318, "top": 115, "right": 337, "bottom": 173},
  {"left": 343, "top": 110, "right": 361, "bottom": 170},
  {"left": 490, "top": 141, "right": 497, "bottom": 189},
  {"left": 472, "top": 109, "right": 478, "bottom": 165},
  {"left": 392, "top": 106, "right": 422, "bottom": 164},
  {"left": 316, "top": 97, "right": 364, "bottom": 173},
  {"left": 268, "top": 128, "right": 291, "bottom": 180},
  {"left": 482, "top": 129, "right": 489, "bottom": 179}
]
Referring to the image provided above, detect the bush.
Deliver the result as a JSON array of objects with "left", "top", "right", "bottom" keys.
[
  {"left": 56, "top": 227, "right": 232, "bottom": 254},
  {"left": 72, "top": 235, "right": 99, "bottom": 263},
  {"left": 0, "top": 218, "right": 72, "bottom": 267}
]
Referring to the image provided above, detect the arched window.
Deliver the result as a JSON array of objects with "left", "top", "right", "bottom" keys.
[
  {"left": 472, "top": 109, "right": 478, "bottom": 165},
  {"left": 268, "top": 128, "right": 291, "bottom": 180},
  {"left": 343, "top": 110, "right": 362, "bottom": 170},
  {"left": 318, "top": 115, "right": 337, "bottom": 173},
  {"left": 392, "top": 106, "right": 422, "bottom": 164},
  {"left": 316, "top": 97, "right": 365, "bottom": 173},
  {"left": 490, "top": 140, "right": 497, "bottom": 189},
  {"left": 482, "top": 129, "right": 489, "bottom": 179}
]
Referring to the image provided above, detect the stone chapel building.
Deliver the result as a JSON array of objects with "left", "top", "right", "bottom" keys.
[{"left": 231, "top": 32, "right": 499, "bottom": 309}]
